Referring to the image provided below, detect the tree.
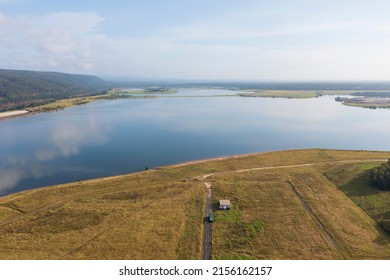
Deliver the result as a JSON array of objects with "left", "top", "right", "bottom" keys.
[{"left": 370, "top": 159, "right": 390, "bottom": 190}]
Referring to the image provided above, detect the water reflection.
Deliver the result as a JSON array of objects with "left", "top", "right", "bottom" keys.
[
  {"left": 1, "top": 90, "right": 390, "bottom": 195},
  {"left": 1, "top": 113, "right": 110, "bottom": 194},
  {"left": 0, "top": 169, "right": 24, "bottom": 194},
  {"left": 36, "top": 117, "right": 109, "bottom": 160}
]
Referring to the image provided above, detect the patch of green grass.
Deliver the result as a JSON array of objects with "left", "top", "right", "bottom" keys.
[
  {"left": 215, "top": 208, "right": 241, "bottom": 223},
  {"left": 247, "top": 220, "right": 265, "bottom": 237},
  {"left": 72, "top": 99, "right": 90, "bottom": 105},
  {"left": 324, "top": 162, "right": 378, "bottom": 189},
  {"left": 213, "top": 205, "right": 265, "bottom": 254},
  {"left": 25, "top": 94, "right": 106, "bottom": 112},
  {"left": 325, "top": 162, "right": 390, "bottom": 223}
]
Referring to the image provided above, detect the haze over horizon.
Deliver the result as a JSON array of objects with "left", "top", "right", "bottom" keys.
[{"left": 1, "top": 0, "right": 390, "bottom": 81}]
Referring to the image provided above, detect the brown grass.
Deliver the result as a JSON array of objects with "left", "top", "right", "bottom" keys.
[
  {"left": 1, "top": 149, "right": 390, "bottom": 259},
  {"left": 0, "top": 171, "right": 204, "bottom": 259}
]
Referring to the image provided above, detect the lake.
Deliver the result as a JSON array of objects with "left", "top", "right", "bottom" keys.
[{"left": 1, "top": 88, "right": 390, "bottom": 195}]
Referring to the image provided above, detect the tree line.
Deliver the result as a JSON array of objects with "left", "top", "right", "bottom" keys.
[{"left": 370, "top": 160, "right": 390, "bottom": 190}]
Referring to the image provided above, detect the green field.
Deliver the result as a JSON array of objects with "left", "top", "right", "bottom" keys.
[
  {"left": 25, "top": 94, "right": 109, "bottom": 112},
  {"left": 1, "top": 149, "right": 390, "bottom": 259},
  {"left": 24, "top": 88, "right": 179, "bottom": 113},
  {"left": 325, "top": 162, "right": 390, "bottom": 223}
]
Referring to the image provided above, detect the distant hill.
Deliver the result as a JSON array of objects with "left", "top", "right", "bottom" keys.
[{"left": 0, "top": 69, "right": 111, "bottom": 111}]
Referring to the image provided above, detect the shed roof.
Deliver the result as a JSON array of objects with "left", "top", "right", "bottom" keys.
[{"left": 219, "top": 200, "right": 231, "bottom": 206}]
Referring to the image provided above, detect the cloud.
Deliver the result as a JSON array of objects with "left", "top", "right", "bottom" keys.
[
  {"left": 0, "top": 11, "right": 103, "bottom": 72},
  {"left": 34, "top": 149, "right": 59, "bottom": 161},
  {"left": 1, "top": 7, "right": 390, "bottom": 80},
  {"left": 167, "top": 21, "right": 357, "bottom": 41},
  {"left": 0, "top": 169, "right": 23, "bottom": 194},
  {"left": 0, "top": 11, "right": 6, "bottom": 23},
  {"left": 40, "top": 12, "right": 104, "bottom": 34}
]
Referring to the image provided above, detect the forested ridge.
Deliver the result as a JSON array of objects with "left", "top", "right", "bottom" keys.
[{"left": 0, "top": 69, "right": 111, "bottom": 111}]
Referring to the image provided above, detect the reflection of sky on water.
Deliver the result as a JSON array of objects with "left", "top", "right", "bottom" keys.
[
  {"left": 1, "top": 112, "right": 110, "bottom": 194},
  {"left": 35, "top": 116, "right": 109, "bottom": 160},
  {"left": 2, "top": 89, "right": 390, "bottom": 195}
]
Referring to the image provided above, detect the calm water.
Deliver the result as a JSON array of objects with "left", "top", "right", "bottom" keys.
[{"left": 1, "top": 88, "right": 390, "bottom": 195}]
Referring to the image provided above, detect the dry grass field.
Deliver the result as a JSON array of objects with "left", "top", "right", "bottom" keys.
[
  {"left": 1, "top": 149, "right": 390, "bottom": 259},
  {"left": 0, "top": 171, "right": 205, "bottom": 259},
  {"left": 210, "top": 165, "right": 390, "bottom": 259}
]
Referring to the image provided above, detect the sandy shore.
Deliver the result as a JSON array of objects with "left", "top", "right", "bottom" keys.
[{"left": 0, "top": 110, "right": 29, "bottom": 119}]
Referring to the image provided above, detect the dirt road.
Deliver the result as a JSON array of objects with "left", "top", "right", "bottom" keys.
[{"left": 203, "top": 181, "right": 212, "bottom": 260}]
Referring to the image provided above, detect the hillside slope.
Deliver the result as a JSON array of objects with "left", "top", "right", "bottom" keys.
[
  {"left": 0, "top": 69, "right": 110, "bottom": 111},
  {"left": 0, "top": 149, "right": 390, "bottom": 260}
]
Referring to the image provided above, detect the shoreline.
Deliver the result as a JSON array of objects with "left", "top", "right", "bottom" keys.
[
  {"left": 0, "top": 110, "right": 30, "bottom": 119},
  {"left": 159, "top": 147, "right": 389, "bottom": 169},
  {"left": 2, "top": 148, "right": 388, "bottom": 199}
]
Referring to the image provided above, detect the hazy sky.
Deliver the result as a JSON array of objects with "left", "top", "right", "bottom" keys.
[{"left": 1, "top": 0, "right": 390, "bottom": 81}]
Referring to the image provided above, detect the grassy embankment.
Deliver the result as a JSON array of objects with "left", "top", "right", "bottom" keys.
[
  {"left": 1, "top": 149, "right": 390, "bottom": 259},
  {"left": 325, "top": 162, "right": 390, "bottom": 223},
  {"left": 0, "top": 170, "right": 205, "bottom": 260}
]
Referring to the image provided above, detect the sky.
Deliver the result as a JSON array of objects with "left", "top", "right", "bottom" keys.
[{"left": 1, "top": 0, "right": 390, "bottom": 81}]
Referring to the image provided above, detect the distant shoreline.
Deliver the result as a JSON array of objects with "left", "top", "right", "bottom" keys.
[{"left": 2, "top": 89, "right": 390, "bottom": 122}]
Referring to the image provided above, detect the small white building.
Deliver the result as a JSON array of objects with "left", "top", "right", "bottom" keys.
[{"left": 219, "top": 200, "right": 231, "bottom": 210}]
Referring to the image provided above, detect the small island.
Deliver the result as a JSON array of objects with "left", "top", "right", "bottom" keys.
[{"left": 335, "top": 92, "right": 390, "bottom": 109}]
